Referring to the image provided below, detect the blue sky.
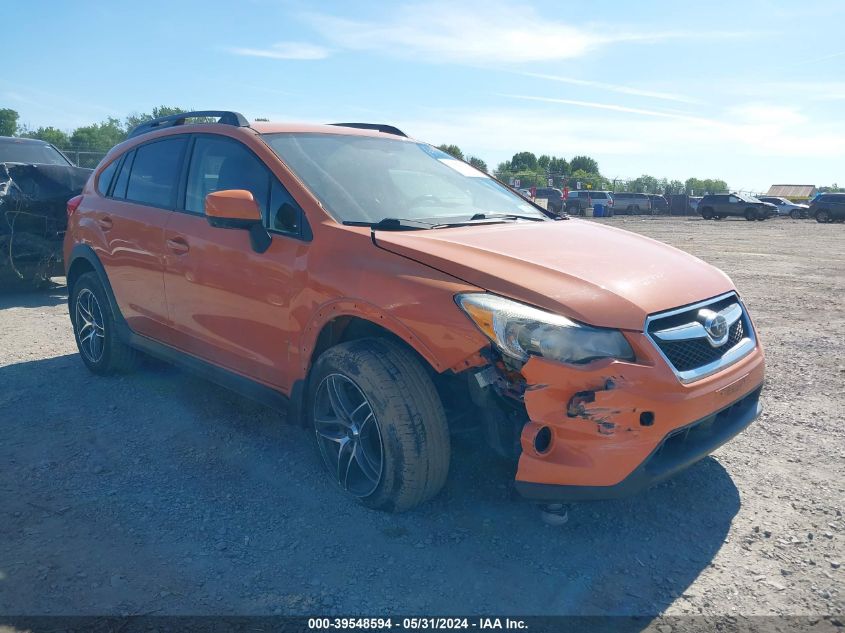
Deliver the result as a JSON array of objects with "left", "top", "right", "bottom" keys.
[{"left": 3, "top": 0, "right": 844, "bottom": 190}]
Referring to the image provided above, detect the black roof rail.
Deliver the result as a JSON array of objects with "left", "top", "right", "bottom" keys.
[
  {"left": 128, "top": 110, "right": 250, "bottom": 139},
  {"left": 329, "top": 122, "right": 408, "bottom": 138}
]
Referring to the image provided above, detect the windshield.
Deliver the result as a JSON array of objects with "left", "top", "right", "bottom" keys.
[
  {"left": 263, "top": 133, "right": 547, "bottom": 224},
  {"left": 0, "top": 141, "right": 72, "bottom": 166}
]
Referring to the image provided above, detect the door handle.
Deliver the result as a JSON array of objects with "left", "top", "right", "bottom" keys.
[
  {"left": 166, "top": 237, "right": 190, "bottom": 255},
  {"left": 97, "top": 216, "right": 113, "bottom": 230}
]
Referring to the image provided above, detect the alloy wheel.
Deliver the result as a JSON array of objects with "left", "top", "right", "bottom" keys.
[
  {"left": 314, "top": 373, "right": 384, "bottom": 497},
  {"left": 75, "top": 288, "right": 105, "bottom": 363}
]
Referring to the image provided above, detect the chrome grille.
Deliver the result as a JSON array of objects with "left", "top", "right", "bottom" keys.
[{"left": 645, "top": 293, "right": 756, "bottom": 382}]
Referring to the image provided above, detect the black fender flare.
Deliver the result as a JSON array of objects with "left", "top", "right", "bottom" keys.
[{"left": 66, "top": 244, "right": 131, "bottom": 338}]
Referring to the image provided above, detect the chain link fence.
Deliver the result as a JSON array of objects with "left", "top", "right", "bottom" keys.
[{"left": 58, "top": 149, "right": 108, "bottom": 169}]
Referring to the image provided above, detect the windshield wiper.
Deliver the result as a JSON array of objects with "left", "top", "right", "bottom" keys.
[
  {"left": 431, "top": 212, "right": 549, "bottom": 228},
  {"left": 468, "top": 212, "right": 546, "bottom": 222},
  {"left": 343, "top": 218, "right": 436, "bottom": 231}
]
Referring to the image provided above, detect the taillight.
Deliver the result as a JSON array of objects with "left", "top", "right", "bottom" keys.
[{"left": 67, "top": 195, "right": 83, "bottom": 217}]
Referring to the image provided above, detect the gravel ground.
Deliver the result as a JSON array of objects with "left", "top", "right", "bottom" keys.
[{"left": 0, "top": 216, "right": 842, "bottom": 618}]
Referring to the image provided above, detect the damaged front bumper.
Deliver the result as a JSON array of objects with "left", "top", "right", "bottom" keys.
[
  {"left": 515, "top": 384, "right": 761, "bottom": 502},
  {"left": 509, "top": 331, "right": 766, "bottom": 502}
]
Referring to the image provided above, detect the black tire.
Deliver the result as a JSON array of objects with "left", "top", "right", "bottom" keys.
[
  {"left": 701, "top": 207, "right": 714, "bottom": 220},
  {"left": 745, "top": 208, "right": 757, "bottom": 221},
  {"left": 307, "top": 338, "right": 450, "bottom": 512},
  {"left": 790, "top": 209, "right": 801, "bottom": 219},
  {"left": 816, "top": 209, "right": 830, "bottom": 223},
  {"left": 714, "top": 215, "right": 723, "bottom": 220},
  {"left": 70, "top": 272, "right": 140, "bottom": 375}
]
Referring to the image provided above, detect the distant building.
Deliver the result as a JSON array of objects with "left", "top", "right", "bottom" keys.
[{"left": 766, "top": 184, "right": 817, "bottom": 199}]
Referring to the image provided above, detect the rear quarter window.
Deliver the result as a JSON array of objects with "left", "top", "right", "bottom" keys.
[
  {"left": 111, "top": 150, "right": 135, "bottom": 199},
  {"left": 96, "top": 160, "right": 119, "bottom": 196}
]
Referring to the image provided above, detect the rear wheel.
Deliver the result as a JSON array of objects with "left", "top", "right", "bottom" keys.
[
  {"left": 701, "top": 207, "right": 714, "bottom": 220},
  {"left": 745, "top": 208, "right": 757, "bottom": 221},
  {"left": 816, "top": 209, "right": 830, "bottom": 223},
  {"left": 308, "top": 338, "right": 450, "bottom": 512},
  {"left": 714, "top": 215, "right": 723, "bottom": 220},
  {"left": 70, "top": 272, "right": 139, "bottom": 375}
]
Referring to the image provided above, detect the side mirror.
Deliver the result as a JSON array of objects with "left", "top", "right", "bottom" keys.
[
  {"left": 205, "top": 189, "right": 271, "bottom": 253},
  {"left": 205, "top": 189, "right": 262, "bottom": 225}
]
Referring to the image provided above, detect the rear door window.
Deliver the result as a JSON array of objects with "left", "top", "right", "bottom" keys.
[{"left": 125, "top": 138, "right": 188, "bottom": 208}]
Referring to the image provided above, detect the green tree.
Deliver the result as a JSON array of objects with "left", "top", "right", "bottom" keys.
[
  {"left": 21, "top": 126, "right": 70, "bottom": 147},
  {"left": 571, "top": 169, "right": 607, "bottom": 190},
  {"left": 665, "top": 179, "right": 685, "bottom": 195},
  {"left": 628, "top": 174, "right": 660, "bottom": 193},
  {"left": 548, "top": 157, "right": 569, "bottom": 176},
  {"left": 437, "top": 144, "right": 464, "bottom": 160},
  {"left": 537, "top": 154, "right": 551, "bottom": 170},
  {"left": 467, "top": 155, "right": 487, "bottom": 172},
  {"left": 570, "top": 155, "right": 599, "bottom": 174},
  {"left": 0, "top": 108, "right": 19, "bottom": 136},
  {"left": 69, "top": 117, "right": 126, "bottom": 151},
  {"left": 685, "top": 178, "right": 728, "bottom": 195},
  {"left": 510, "top": 151, "right": 538, "bottom": 171}
]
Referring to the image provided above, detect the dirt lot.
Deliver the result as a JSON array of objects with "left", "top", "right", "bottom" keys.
[{"left": 0, "top": 216, "right": 842, "bottom": 618}]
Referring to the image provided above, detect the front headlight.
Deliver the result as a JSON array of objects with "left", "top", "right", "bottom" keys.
[{"left": 456, "top": 293, "right": 634, "bottom": 365}]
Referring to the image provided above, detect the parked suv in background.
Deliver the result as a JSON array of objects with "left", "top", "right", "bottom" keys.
[
  {"left": 532, "top": 187, "right": 564, "bottom": 213},
  {"left": 613, "top": 192, "right": 651, "bottom": 214},
  {"left": 698, "top": 193, "right": 777, "bottom": 221},
  {"left": 64, "top": 110, "right": 764, "bottom": 513},
  {"left": 757, "top": 196, "right": 808, "bottom": 219},
  {"left": 565, "top": 190, "right": 614, "bottom": 214},
  {"left": 809, "top": 193, "right": 845, "bottom": 223}
]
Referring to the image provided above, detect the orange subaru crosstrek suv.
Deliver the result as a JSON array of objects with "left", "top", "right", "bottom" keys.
[{"left": 64, "top": 111, "right": 765, "bottom": 512}]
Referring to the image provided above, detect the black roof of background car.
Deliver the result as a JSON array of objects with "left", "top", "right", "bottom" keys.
[{"left": 0, "top": 136, "right": 55, "bottom": 145}]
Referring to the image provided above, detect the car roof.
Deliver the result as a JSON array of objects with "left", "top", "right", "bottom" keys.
[{"left": 0, "top": 136, "right": 54, "bottom": 146}]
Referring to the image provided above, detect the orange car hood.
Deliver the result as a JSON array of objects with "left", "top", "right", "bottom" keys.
[{"left": 373, "top": 219, "right": 734, "bottom": 331}]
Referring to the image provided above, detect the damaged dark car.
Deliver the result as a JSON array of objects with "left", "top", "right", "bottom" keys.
[{"left": 0, "top": 136, "right": 91, "bottom": 288}]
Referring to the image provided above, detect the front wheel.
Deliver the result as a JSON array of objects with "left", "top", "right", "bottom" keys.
[
  {"left": 308, "top": 338, "right": 450, "bottom": 512},
  {"left": 790, "top": 209, "right": 801, "bottom": 219},
  {"left": 816, "top": 209, "right": 830, "bottom": 223},
  {"left": 745, "top": 208, "right": 757, "bottom": 221}
]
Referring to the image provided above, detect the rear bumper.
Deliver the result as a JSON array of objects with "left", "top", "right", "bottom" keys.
[{"left": 514, "top": 385, "right": 762, "bottom": 503}]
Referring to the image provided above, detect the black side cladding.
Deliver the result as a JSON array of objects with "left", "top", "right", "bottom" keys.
[{"left": 0, "top": 162, "right": 91, "bottom": 286}]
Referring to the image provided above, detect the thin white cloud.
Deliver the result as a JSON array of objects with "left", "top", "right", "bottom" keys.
[
  {"left": 518, "top": 72, "right": 700, "bottom": 104},
  {"left": 499, "top": 94, "right": 710, "bottom": 123},
  {"left": 743, "top": 80, "right": 845, "bottom": 102},
  {"left": 784, "top": 50, "right": 845, "bottom": 67},
  {"left": 228, "top": 42, "right": 330, "bottom": 60},
  {"left": 304, "top": 2, "right": 761, "bottom": 64}
]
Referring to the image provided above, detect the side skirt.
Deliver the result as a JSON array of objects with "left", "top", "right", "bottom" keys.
[{"left": 126, "top": 331, "right": 293, "bottom": 414}]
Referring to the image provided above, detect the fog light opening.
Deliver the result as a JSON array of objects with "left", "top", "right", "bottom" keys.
[
  {"left": 640, "top": 411, "right": 655, "bottom": 427},
  {"left": 534, "top": 426, "right": 553, "bottom": 454}
]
